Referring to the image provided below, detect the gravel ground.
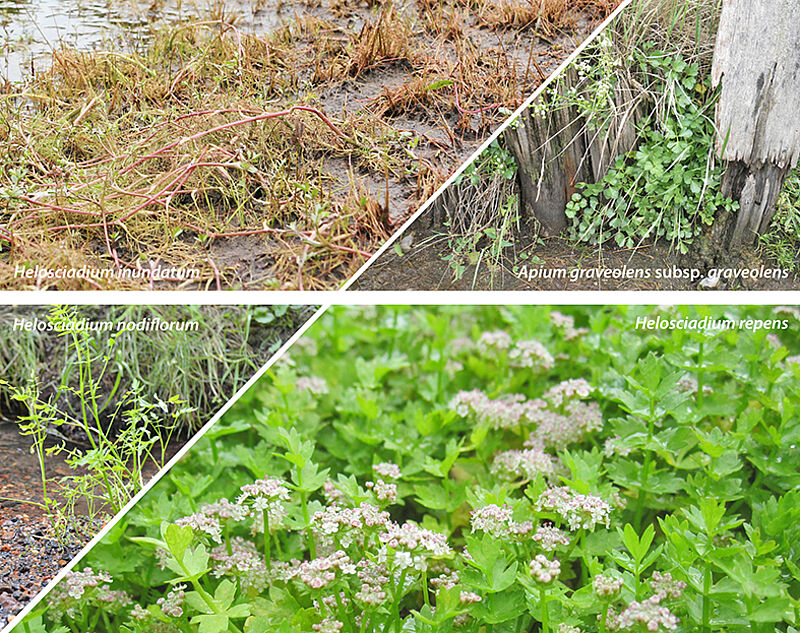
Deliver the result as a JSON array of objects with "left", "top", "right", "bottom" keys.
[{"left": 0, "top": 514, "right": 91, "bottom": 628}]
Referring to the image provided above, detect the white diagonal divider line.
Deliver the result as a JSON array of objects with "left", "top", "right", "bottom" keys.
[
  {"left": 0, "top": 303, "right": 331, "bottom": 633},
  {"left": 340, "top": 0, "right": 635, "bottom": 291}
]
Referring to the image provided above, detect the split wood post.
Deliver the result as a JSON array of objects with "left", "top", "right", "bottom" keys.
[
  {"left": 501, "top": 67, "right": 646, "bottom": 235},
  {"left": 711, "top": 0, "right": 800, "bottom": 246},
  {"left": 502, "top": 68, "right": 591, "bottom": 235}
]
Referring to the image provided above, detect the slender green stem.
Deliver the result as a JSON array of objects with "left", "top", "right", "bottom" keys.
[
  {"left": 263, "top": 509, "right": 271, "bottom": 569},
  {"left": 422, "top": 568, "right": 430, "bottom": 606},
  {"left": 579, "top": 530, "right": 588, "bottom": 585},
  {"left": 599, "top": 605, "right": 609, "bottom": 633},
  {"left": 539, "top": 585, "right": 549, "bottom": 633},
  {"left": 100, "top": 609, "right": 113, "bottom": 632},
  {"left": 563, "top": 528, "right": 584, "bottom": 562},
  {"left": 696, "top": 341, "right": 705, "bottom": 408},
  {"left": 224, "top": 523, "right": 232, "bottom": 556},
  {"left": 209, "top": 437, "right": 219, "bottom": 463},
  {"left": 702, "top": 564, "right": 712, "bottom": 632},
  {"left": 392, "top": 568, "right": 409, "bottom": 632},
  {"left": 301, "top": 493, "right": 316, "bottom": 559},
  {"left": 635, "top": 413, "right": 656, "bottom": 531}
]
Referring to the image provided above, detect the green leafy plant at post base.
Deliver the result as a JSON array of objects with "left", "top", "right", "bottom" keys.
[
  {"left": 564, "top": 50, "right": 739, "bottom": 253},
  {"left": 759, "top": 169, "right": 800, "bottom": 273}
]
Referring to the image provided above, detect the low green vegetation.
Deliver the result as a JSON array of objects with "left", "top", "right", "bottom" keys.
[
  {"left": 0, "top": 305, "right": 310, "bottom": 539},
  {"left": 17, "top": 305, "right": 800, "bottom": 633},
  {"left": 759, "top": 170, "right": 800, "bottom": 274}
]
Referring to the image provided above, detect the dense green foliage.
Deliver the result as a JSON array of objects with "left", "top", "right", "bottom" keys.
[
  {"left": 565, "top": 48, "right": 738, "bottom": 253},
  {"left": 17, "top": 306, "right": 800, "bottom": 633}
]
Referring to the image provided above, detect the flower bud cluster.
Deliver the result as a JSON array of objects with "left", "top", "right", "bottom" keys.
[
  {"left": 529, "top": 555, "right": 561, "bottom": 583},
  {"left": 157, "top": 584, "right": 186, "bottom": 617}
]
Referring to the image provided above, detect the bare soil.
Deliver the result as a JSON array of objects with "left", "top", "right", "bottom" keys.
[{"left": 351, "top": 213, "right": 800, "bottom": 290}]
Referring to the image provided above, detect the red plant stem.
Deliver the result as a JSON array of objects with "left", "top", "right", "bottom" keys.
[
  {"left": 452, "top": 82, "right": 504, "bottom": 115},
  {"left": 15, "top": 197, "right": 103, "bottom": 219},
  {"left": 118, "top": 106, "right": 346, "bottom": 180},
  {"left": 208, "top": 257, "right": 222, "bottom": 291}
]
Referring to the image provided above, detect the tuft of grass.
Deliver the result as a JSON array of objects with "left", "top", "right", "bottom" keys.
[{"left": 0, "top": 305, "right": 312, "bottom": 424}]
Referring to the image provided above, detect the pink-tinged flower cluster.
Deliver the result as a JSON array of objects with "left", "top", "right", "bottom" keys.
[
  {"left": 353, "top": 559, "right": 389, "bottom": 606},
  {"left": 459, "top": 591, "right": 482, "bottom": 604},
  {"left": 606, "top": 595, "right": 679, "bottom": 632},
  {"left": 175, "top": 512, "right": 223, "bottom": 543},
  {"left": 322, "top": 479, "right": 344, "bottom": 504},
  {"left": 470, "top": 503, "right": 515, "bottom": 537},
  {"left": 47, "top": 568, "right": 130, "bottom": 618},
  {"left": 296, "top": 376, "right": 329, "bottom": 395},
  {"left": 372, "top": 462, "right": 402, "bottom": 479},
  {"left": 445, "top": 360, "right": 464, "bottom": 375},
  {"left": 449, "top": 390, "right": 537, "bottom": 430},
  {"left": 535, "top": 487, "right": 611, "bottom": 531},
  {"left": 525, "top": 400, "right": 602, "bottom": 451},
  {"left": 313, "top": 592, "right": 350, "bottom": 614},
  {"left": 289, "top": 550, "right": 356, "bottom": 589},
  {"left": 491, "top": 447, "right": 556, "bottom": 481},
  {"left": 157, "top": 584, "right": 186, "bottom": 617},
  {"left": 532, "top": 525, "right": 570, "bottom": 551},
  {"left": 593, "top": 574, "right": 624, "bottom": 598},
  {"left": 477, "top": 331, "right": 512, "bottom": 355},
  {"left": 545, "top": 378, "right": 592, "bottom": 407},
  {"left": 210, "top": 537, "right": 269, "bottom": 593},
  {"left": 451, "top": 379, "right": 601, "bottom": 446},
  {"left": 430, "top": 570, "right": 460, "bottom": 590},
  {"left": 446, "top": 336, "right": 476, "bottom": 355},
  {"left": 530, "top": 555, "right": 561, "bottom": 583},
  {"left": 472, "top": 331, "right": 555, "bottom": 370},
  {"left": 508, "top": 339, "right": 555, "bottom": 371},
  {"left": 379, "top": 521, "right": 451, "bottom": 558},
  {"left": 775, "top": 306, "right": 800, "bottom": 319},
  {"left": 312, "top": 616, "right": 344, "bottom": 633},
  {"left": 200, "top": 498, "right": 249, "bottom": 522},
  {"left": 311, "top": 503, "right": 390, "bottom": 549},
  {"left": 785, "top": 355, "right": 800, "bottom": 367},
  {"left": 766, "top": 334, "right": 783, "bottom": 349},
  {"left": 238, "top": 477, "right": 291, "bottom": 504},
  {"left": 366, "top": 479, "right": 398, "bottom": 504},
  {"left": 650, "top": 572, "right": 686, "bottom": 600},
  {"left": 61, "top": 567, "right": 112, "bottom": 600},
  {"left": 550, "top": 311, "right": 588, "bottom": 340}
]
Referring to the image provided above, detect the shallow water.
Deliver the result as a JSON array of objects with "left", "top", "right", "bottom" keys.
[{"left": 0, "top": 0, "right": 281, "bottom": 83}]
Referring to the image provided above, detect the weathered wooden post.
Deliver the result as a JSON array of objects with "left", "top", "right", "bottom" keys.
[
  {"left": 502, "top": 69, "right": 590, "bottom": 236},
  {"left": 501, "top": 67, "right": 644, "bottom": 236},
  {"left": 711, "top": 0, "right": 800, "bottom": 246}
]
